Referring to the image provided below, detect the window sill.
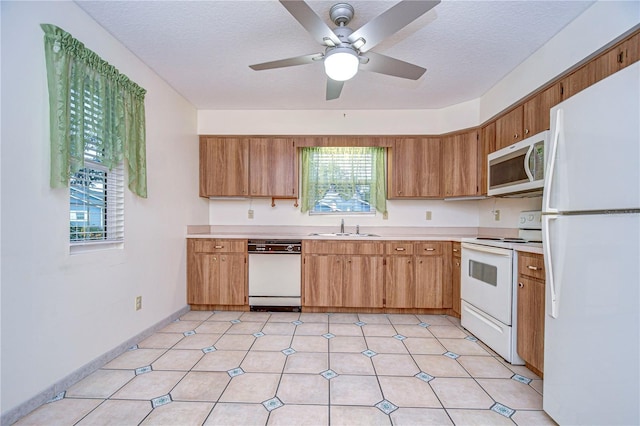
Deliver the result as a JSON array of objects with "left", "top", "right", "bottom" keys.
[{"left": 70, "top": 240, "right": 124, "bottom": 254}]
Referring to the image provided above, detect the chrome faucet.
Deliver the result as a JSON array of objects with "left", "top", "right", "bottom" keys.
[{"left": 340, "top": 218, "right": 345, "bottom": 234}]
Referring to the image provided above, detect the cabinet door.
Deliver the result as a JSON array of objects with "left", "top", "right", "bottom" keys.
[
  {"left": 343, "top": 256, "right": 384, "bottom": 308},
  {"left": 452, "top": 243, "right": 461, "bottom": 315},
  {"left": 517, "top": 275, "right": 545, "bottom": 373},
  {"left": 415, "top": 255, "right": 444, "bottom": 308},
  {"left": 385, "top": 256, "right": 415, "bottom": 308},
  {"left": 303, "top": 255, "right": 343, "bottom": 307},
  {"left": 621, "top": 32, "right": 639, "bottom": 68},
  {"left": 218, "top": 253, "right": 247, "bottom": 305},
  {"left": 442, "top": 130, "right": 479, "bottom": 197},
  {"left": 199, "top": 137, "right": 249, "bottom": 197},
  {"left": 187, "top": 252, "right": 219, "bottom": 305},
  {"left": 249, "top": 138, "right": 298, "bottom": 197},
  {"left": 523, "top": 84, "right": 562, "bottom": 136},
  {"left": 480, "top": 122, "right": 495, "bottom": 194},
  {"left": 561, "top": 48, "right": 621, "bottom": 100},
  {"left": 388, "top": 137, "right": 441, "bottom": 198},
  {"left": 495, "top": 106, "right": 524, "bottom": 151}
]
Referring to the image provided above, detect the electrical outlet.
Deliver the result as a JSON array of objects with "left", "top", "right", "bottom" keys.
[
  {"left": 382, "top": 211, "right": 388, "bottom": 220},
  {"left": 248, "top": 209, "right": 254, "bottom": 219},
  {"left": 135, "top": 296, "right": 142, "bottom": 311},
  {"left": 494, "top": 209, "right": 501, "bottom": 221},
  {"left": 425, "top": 211, "right": 432, "bottom": 220}
]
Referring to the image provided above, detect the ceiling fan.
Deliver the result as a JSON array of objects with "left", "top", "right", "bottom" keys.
[{"left": 249, "top": 0, "right": 440, "bottom": 100}]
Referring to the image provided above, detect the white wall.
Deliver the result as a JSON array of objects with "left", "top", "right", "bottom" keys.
[
  {"left": 199, "top": 1, "right": 637, "bottom": 231},
  {"left": 0, "top": 1, "right": 207, "bottom": 416},
  {"left": 480, "top": 0, "right": 640, "bottom": 122}
]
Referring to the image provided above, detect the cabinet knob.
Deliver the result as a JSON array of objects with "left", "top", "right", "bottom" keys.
[
  {"left": 455, "top": 261, "right": 460, "bottom": 267},
  {"left": 453, "top": 248, "right": 458, "bottom": 252},
  {"left": 525, "top": 128, "right": 530, "bottom": 135},
  {"left": 514, "top": 133, "right": 519, "bottom": 139},
  {"left": 425, "top": 248, "right": 435, "bottom": 251},
  {"left": 527, "top": 265, "right": 539, "bottom": 271},
  {"left": 395, "top": 247, "right": 405, "bottom": 251},
  {"left": 518, "top": 282, "right": 524, "bottom": 288},
  {"left": 407, "top": 260, "right": 411, "bottom": 264},
  {"left": 215, "top": 245, "right": 224, "bottom": 249}
]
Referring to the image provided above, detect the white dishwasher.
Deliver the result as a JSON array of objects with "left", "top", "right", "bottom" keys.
[{"left": 248, "top": 240, "right": 302, "bottom": 311}]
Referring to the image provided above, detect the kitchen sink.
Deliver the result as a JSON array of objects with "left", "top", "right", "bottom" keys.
[{"left": 308, "top": 232, "right": 380, "bottom": 237}]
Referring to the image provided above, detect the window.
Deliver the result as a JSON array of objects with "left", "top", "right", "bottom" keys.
[
  {"left": 70, "top": 162, "right": 124, "bottom": 243},
  {"left": 68, "top": 86, "right": 124, "bottom": 245},
  {"left": 41, "top": 24, "right": 147, "bottom": 249},
  {"left": 301, "top": 147, "right": 387, "bottom": 214}
]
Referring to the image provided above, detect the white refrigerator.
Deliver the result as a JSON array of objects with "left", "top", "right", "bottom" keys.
[{"left": 542, "top": 61, "right": 640, "bottom": 425}]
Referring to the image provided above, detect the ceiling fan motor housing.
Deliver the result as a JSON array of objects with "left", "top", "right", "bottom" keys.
[{"left": 330, "top": 3, "right": 354, "bottom": 26}]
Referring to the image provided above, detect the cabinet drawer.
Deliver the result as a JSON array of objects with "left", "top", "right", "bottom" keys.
[
  {"left": 304, "top": 240, "right": 383, "bottom": 255},
  {"left": 518, "top": 252, "right": 545, "bottom": 280},
  {"left": 414, "top": 242, "right": 444, "bottom": 255},
  {"left": 191, "top": 239, "right": 247, "bottom": 253},
  {"left": 452, "top": 242, "right": 461, "bottom": 258},
  {"left": 385, "top": 242, "right": 415, "bottom": 255}
]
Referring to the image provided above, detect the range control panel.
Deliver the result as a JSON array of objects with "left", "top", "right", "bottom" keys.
[{"left": 518, "top": 210, "right": 542, "bottom": 230}]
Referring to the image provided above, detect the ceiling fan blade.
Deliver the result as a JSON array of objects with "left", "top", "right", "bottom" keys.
[
  {"left": 326, "top": 78, "right": 344, "bottom": 100},
  {"left": 249, "top": 53, "right": 323, "bottom": 71},
  {"left": 348, "top": 0, "right": 440, "bottom": 53},
  {"left": 360, "top": 51, "right": 426, "bottom": 80},
  {"left": 280, "top": 1, "right": 341, "bottom": 46}
]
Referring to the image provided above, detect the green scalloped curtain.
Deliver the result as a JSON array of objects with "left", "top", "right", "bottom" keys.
[{"left": 41, "top": 24, "right": 148, "bottom": 198}]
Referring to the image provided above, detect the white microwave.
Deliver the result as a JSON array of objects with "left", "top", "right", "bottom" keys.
[{"left": 487, "top": 130, "right": 549, "bottom": 197}]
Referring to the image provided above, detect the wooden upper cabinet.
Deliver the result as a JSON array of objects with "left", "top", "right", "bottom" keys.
[
  {"left": 561, "top": 33, "right": 640, "bottom": 100},
  {"left": 442, "top": 129, "right": 479, "bottom": 197},
  {"left": 621, "top": 32, "right": 639, "bottom": 68},
  {"left": 199, "top": 137, "right": 249, "bottom": 197},
  {"left": 480, "top": 122, "right": 496, "bottom": 193},
  {"left": 495, "top": 105, "right": 524, "bottom": 151},
  {"left": 388, "top": 137, "right": 441, "bottom": 198},
  {"left": 249, "top": 138, "right": 298, "bottom": 197},
  {"left": 523, "top": 83, "right": 562, "bottom": 137}
]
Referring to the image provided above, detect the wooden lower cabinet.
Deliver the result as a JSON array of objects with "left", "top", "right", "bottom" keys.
[
  {"left": 517, "top": 252, "right": 546, "bottom": 376},
  {"left": 187, "top": 239, "right": 247, "bottom": 308},
  {"left": 343, "top": 256, "right": 385, "bottom": 308},
  {"left": 302, "top": 241, "right": 384, "bottom": 309},
  {"left": 304, "top": 240, "right": 452, "bottom": 311},
  {"left": 451, "top": 242, "right": 461, "bottom": 316}
]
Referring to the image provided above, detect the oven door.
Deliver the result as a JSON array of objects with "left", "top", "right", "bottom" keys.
[{"left": 461, "top": 242, "right": 514, "bottom": 325}]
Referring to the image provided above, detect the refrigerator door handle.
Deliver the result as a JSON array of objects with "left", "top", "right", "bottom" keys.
[
  {"left": 543, "top": 214, "right": 559, "bottom": 318},
  {"left": 543, "top": 108, "right": 562, "bottom": 214}
]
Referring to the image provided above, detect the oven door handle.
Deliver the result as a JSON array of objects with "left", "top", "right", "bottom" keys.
[{"left": 461, "top": 242, "right": 512, "bottom": 257}]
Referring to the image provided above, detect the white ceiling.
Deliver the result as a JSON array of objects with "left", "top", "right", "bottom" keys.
[{"left": 76, "top": 0, "right": 595, "bottom": 110}]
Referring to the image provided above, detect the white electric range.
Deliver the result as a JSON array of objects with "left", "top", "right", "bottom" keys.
[{"left": 460, "top": 211, "right": 542, "bottom": 365}]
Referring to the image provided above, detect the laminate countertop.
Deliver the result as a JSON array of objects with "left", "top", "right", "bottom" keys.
[{"left": 187, "top": 225, "right": 544, "bottom": 254}]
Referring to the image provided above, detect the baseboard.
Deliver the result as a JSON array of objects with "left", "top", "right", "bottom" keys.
[{"left": 1, "top": 305, "right": 191, "bottom": 426}]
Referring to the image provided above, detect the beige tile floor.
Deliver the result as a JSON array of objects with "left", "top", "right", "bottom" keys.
[{"left": 15, "top": 311, "right": 556, "bottom": 425}]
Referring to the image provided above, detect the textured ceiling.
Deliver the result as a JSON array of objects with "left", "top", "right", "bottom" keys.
[{"left": 76, "top": 0, "right": 595, "bottom": 110}]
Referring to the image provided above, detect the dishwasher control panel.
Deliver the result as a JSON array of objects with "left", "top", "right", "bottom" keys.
[{"left": 248, "top": 240, "right": 302, "bottom": 253}]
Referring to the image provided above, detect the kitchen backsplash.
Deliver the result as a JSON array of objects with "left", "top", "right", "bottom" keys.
[{"left": 207, "top": 197, "right": 542, "bottom": 229}]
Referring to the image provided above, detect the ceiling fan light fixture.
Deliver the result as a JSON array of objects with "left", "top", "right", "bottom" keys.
[{"left": 324, "top": 47, "right": 359, "bottom": 81}]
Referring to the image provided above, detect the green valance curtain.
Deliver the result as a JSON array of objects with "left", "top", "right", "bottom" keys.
[
  {"left": 41, "top": 24, "right": 148, "bottom": 198},
  {"left": 301, "top": 147, "right": 387, "bottom": 215}
]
